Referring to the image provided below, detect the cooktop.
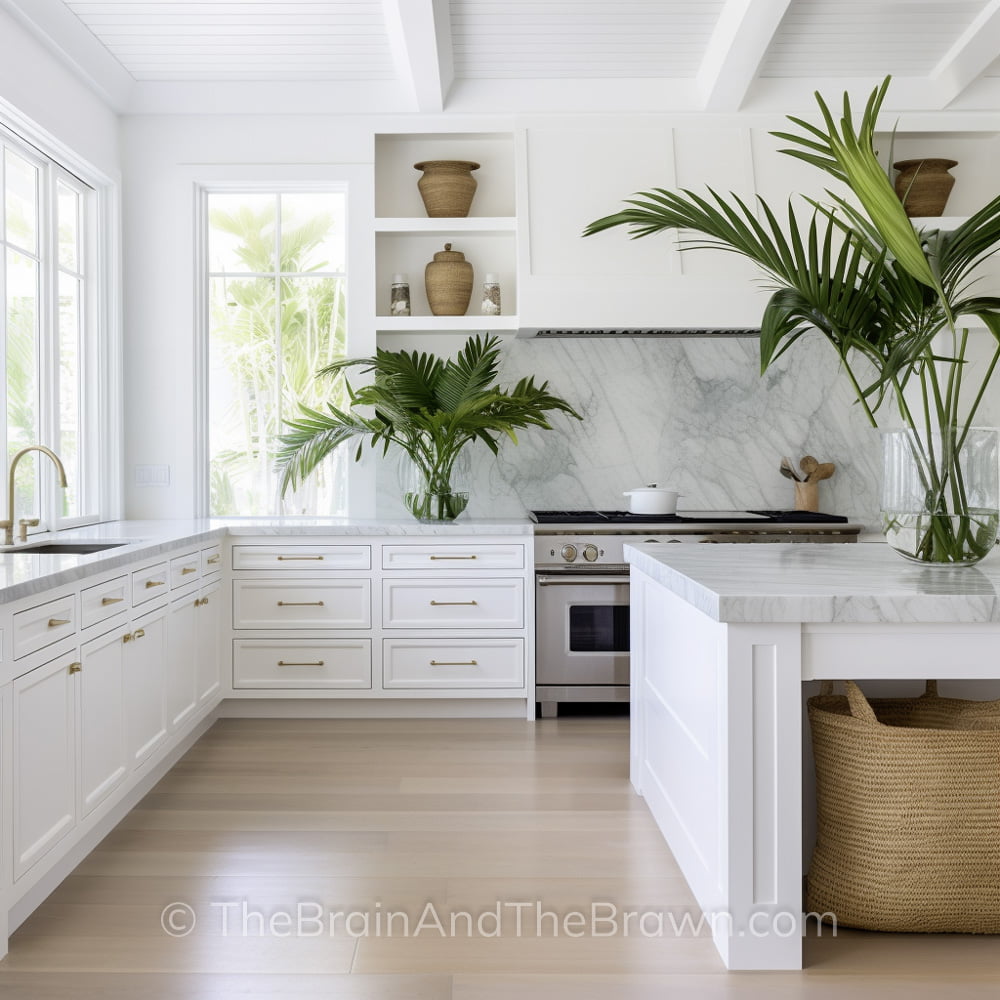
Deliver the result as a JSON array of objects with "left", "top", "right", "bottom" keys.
[{"left": 529, "top": 510, "right": 849, "bottom": 524}]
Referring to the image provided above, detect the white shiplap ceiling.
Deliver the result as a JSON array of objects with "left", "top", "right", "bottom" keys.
[{"left": 4, "top": 0, "right": 1000, "bottom": 115}]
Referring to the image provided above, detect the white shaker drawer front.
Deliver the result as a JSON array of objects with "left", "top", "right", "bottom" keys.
[
  {"left": 80, "top": 576, "right": 129, "bottom": 629},
  {"left": 231, "top": 544, "right": 371, "bottom": 571},
  {"left": 13, "top": 594, "right": 77, "bottom": 659},
  {"left": 201, "top": 543, "right": 222, "bottom": 575},
  {"left": 131, "top": 562, "right": 169, "bottom": 606},
  {"left": 382, "top": 579, "right": 524, "bottom": 629},
  {"left": 383, "top": 639, "right": 524, "bottom": 689},
  {"left": 233, "top": 579, "right": 372, "bottom": 629},
  {"left": 234, "top": 639, "right": 372, "bottom": 689},
  {"left": 382, "top": 543, "right": 524, "bottom": 571},
  {"left": 170, "top": 552, "right": 201, "bottom": 588}
]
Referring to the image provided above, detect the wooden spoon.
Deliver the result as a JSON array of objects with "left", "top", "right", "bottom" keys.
[
  {"left": 812, "top": 462, "right": 835, "bottom": 482},
  {"left": 800, "top": 455, "right": 819, "bottom": 481}
]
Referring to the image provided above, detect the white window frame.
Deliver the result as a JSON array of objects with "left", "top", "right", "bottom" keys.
[
  {"left": 193, "top": 165, "right": 374, "bottom": 518},
  {"left": 0, "top": 100, "right": 122, "bottom": 532}
]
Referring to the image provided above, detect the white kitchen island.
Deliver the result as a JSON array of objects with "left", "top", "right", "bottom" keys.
[{"left": 624, "top": 541, "right": 1000, "bottom": 971}]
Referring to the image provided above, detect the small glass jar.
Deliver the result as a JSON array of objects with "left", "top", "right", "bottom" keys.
[
  {"left": 481, "top": 273, "right": 501, "bottom": 316},
  {"left": 390, "top": 274, "right": 410, "bottom": 316}
]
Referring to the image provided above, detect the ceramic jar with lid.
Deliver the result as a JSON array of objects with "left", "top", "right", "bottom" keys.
[{"left": 425, "top": 243, "right": 473, "bottom": 316}]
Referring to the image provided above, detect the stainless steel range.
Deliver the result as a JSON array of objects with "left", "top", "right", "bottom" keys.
[{"left": 531, "top": 509, "right": 860, "bottom": 717}]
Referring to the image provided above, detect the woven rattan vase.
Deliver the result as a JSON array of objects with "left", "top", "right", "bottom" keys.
[
  {"left": 893, "top": 158, "right": 958, "bottom": 217},
  {"left": 425, "top": 243, "right": 473, "bottom": 316},
  {"left": 414, "top": 160, "right": 480, "bottom": 218}
]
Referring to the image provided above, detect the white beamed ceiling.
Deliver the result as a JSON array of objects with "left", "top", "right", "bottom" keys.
[{"left": 5, "top": 0, "right": 1000, "bottom": 115}]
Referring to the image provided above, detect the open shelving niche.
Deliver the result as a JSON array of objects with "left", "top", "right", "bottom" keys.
[{"left": 374, "top": 132, "right": 517, "bottom": 336}]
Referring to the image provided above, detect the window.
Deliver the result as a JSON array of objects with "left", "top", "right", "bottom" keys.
[
  {"left": 1, "top": 129, "right": 103, "bottom": 531},
  {"left": 205, "top": 191, "right": 349, "bottom": 516}
]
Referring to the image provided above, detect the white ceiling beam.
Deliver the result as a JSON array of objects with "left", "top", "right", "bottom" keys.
[
  {"left": 697, "top": 0, "right": 792, "bottom": 111},
  {"left": 0, "top": 0, "right": 134, "bottom": 111},
  {"left": 382, "top": 0, "right": 453, "bottom": 113},
  {"left": 929, "top": 0, "right": 1000, "bottom": 109}
]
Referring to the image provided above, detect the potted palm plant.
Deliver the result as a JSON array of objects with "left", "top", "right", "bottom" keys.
[
  {"left": 276, "top": 333, "right": 581, "bottom": 520},
  {"left": 584, "top": 77, "right": 1000, "bottom": 565}
]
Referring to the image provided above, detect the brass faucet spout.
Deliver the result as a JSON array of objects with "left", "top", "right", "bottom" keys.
[{"left": 2, "top": 445, "right": 69, "bottom": 546}]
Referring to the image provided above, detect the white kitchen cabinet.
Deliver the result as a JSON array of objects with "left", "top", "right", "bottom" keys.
[
  {"left": 233, "top": 638, "right": 371, "bottom": 690},
  {"left": 382, "top": 578, "right": 524, "bottom": 629},
  {"left": 12, "top": 650, "right": 77, "bottom": 880},
  {"left": 374, "top": 132, "right": 517, "bottom": 334},
  {"left": 166, "top": 589, "right": 198, "bottom": 730},
  {"left": 123, "top": 605, "right": 168, "bottom": 769},
  {"left": 77, "top": 626, "right": 128, "bottom": 817},
  {"left": 168, "top": 572, "right": 223, "bottom": 725},
  {"left": 195, "top": 577, "right": 222, "bottom": 706},
  {"left": 232, "top": 579, "right": 372, "bottom": 629},
  {"left": 383, "top": 638, "right": 524, "bottom": 689}
]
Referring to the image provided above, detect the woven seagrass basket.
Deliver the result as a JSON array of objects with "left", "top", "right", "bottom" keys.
[{"left": 806, "top": 680, "right": 1000, "bottom": 933}]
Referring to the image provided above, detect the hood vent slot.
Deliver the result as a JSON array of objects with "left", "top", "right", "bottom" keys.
[{"left": 517, "top": 327, "right": 760, "bottom": 339}]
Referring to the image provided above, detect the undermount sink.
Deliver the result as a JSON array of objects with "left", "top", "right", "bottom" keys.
[{"left": 3, "top": 540, "right": 131, "bottom": 555}]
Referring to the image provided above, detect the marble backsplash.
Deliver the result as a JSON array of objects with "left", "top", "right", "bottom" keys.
[{"left": 375, "top": 331, "right": 888, "bottom": 528}]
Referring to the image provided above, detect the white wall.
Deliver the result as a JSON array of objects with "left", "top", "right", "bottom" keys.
[
  {"left": 0, "top": 9, "right": 118, "bottom": 178},
  {"left": 121, "top": 109, "right": 999, "bottom": 527},
  {"left": 120, "top": 114, "right": 376, "bottom": 518}
]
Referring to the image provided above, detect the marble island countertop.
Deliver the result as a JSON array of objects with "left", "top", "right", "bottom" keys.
[
  {"left": 625, "top": 540, "right": 1000, "bottom": 624},
  {"left": 0, "top": 517, "right": 532, "bottom": 604}
]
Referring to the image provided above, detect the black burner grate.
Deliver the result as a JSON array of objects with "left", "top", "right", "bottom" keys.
[{"left": 529, "top": 509, "right": 848, "bottom": 525}]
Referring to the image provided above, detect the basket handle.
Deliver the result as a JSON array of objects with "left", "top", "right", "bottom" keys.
[
  {"left": 817, "top": 680, "right": 877, "bottom": 721},
  {"left": 842, "top": 681, "right": 879, "bottom": 723},
  {"left": 817, "top": 679, "right": 940, "bottom": 723}
]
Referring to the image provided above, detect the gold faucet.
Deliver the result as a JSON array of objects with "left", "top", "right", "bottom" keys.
[{"left": 2, "top": 445, "right": 69, "bottom": 546}]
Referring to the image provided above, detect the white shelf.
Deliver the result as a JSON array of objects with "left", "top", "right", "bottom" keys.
[
  {"left": 375, "top": 316, "right": 519, "bottom": 333},
  {"left": 375, "top": 217, "right": 516, "bottom": 234}
]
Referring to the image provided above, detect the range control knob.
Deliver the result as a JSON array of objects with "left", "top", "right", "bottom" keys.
[
  {"left": 582, "top": 544, "right": 599, "bottom": 562},
  {"left": 560, "top": 544, "right": 578, "bottom": 562}
]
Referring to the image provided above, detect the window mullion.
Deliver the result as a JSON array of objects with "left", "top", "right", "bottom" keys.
[{"left": 39, "top": 160, "right": 59, "bottom": 531}]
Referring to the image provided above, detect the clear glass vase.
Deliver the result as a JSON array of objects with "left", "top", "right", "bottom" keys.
[
  {"left": 881, "top": 426, "right": 1000, "bottom": 566},
  {"left": 397, "top": 449, "right": 470, "bottom": 522}
]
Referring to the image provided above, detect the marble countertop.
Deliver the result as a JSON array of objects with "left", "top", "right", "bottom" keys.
[
  {"left": 0, "top": 517, "right": 532, "bottom": 605},
  {"left": 625, "top": 541, "right": 1000, "bottom": 624}
]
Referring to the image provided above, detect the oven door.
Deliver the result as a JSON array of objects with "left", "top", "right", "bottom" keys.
[{"left": 535, "top": 574, "right": 630, "bottom": 687}]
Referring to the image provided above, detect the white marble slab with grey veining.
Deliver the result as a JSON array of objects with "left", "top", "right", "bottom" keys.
[
  {"left": 0, "top": 517, "right": 531, "bottom": 605},
  {"left": 625, "top": 541, "right": 1000, "bottom": 624}
]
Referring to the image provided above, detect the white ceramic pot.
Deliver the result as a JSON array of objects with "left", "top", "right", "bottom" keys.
[{"left": 622, "top": 485, "right": 680, "bottom": 515}]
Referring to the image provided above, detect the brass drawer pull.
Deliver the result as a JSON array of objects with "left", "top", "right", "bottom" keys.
[
  {"left": 195, "top": 596, "right": 210, "bottom": 607},
  {"left": 207, "top": 554, "right": 221, "bottom": 564},
  {"left": 145, "top": 579, "right": 165, "bottom": 588},
  {"left": 429, "top": 555, "right": 477, "bottom": 560},
  {"left": 430, "top": 659, "right": 478, "bottom": 666},
  {"left": 277, "top": 660, "right": 325, "bottom": 667},
  {"left": 277, "top": 555, "right": 324, "bottom": 561},
  {"left": 48, "top": 617, "right": 71, "bottom": 627},
  {"left": 429, "top": 599, "right": 478, "bottom": 606},
  {"left": 122, "top": 632, "right": 133, "bottom": 643},
  {"left": 101, "top": 596, "right": 124, "bottom": 606},
  {"left": 68, "top": 662, "right": 82, "bottom": 674},
  {"left": 277, "top": 600, "right": 325, "bottom": 607},
  {"left": 132, "top": 628, "right": 145, "bottom": 640},
  {"left": 181, "top": 566, "right": 197, "bottom": 575}
]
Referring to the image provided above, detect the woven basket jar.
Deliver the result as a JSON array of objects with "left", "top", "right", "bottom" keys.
[
  {"left": 893, "top": 158, "right": 958, "bottom": 217},
  {"left": 425, "top": 243, "right": 473, "bottom": 316},
  {"left": 414, "top": 160, "right": 480, "bottom": 217}
]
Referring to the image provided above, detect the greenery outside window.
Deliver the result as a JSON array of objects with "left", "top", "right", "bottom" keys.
[
  {"left": 205, "top": 190, "right": 349, "bottom": 516},
  {"left": 1, "top": 126, "right": 103, "bottom": 531}
]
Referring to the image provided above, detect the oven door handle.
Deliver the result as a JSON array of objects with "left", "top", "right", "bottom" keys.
[{"left": 536, "top": 575, "right": 629, "bottom": 586}]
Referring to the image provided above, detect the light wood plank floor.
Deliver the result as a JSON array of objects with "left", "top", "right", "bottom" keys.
[{"left": 1, "top": 717, "right": 999, "bottom": 998}]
